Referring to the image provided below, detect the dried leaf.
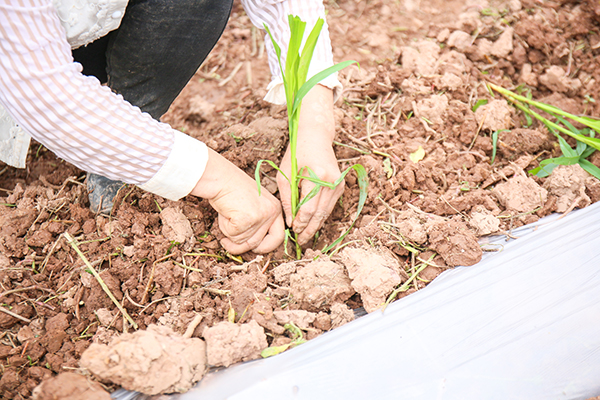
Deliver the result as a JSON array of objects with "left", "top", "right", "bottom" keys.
[
  {"left": 227, "top": 298, "right": 236, "bottom": 323},
  {"left": 382, "top": 158, "right": 393, "bottom": 179},
  {"left": 409, "top": 146, "right": 425, "bottom": 163}
]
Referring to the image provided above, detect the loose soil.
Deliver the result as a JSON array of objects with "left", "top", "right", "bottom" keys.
[{"left": 2, "top": 0, "right": 600, "bottom": 398}]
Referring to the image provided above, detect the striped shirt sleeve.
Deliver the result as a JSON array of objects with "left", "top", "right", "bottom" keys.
[
  {"left": 0, "top": 0, "right": 208, "bottom": 201},
  {"left": 240, "top": 0, "right": 342, "bottom": 105}
]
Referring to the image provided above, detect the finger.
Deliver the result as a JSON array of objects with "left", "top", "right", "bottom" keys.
[
  {"left": 291, "top": 178, "right": 322, "bottom": 235},
  {"left": 277, "top": 172, "right": 293, "bottom": 227},
  {"left": 253, "top": 213, "right": 285, "bottom": 254},
  {"left": 218, "top": 214, "right": 258, "bottom": 244},
  {"left": 220, "top": 216, "right": 271, "bottom": 254},
  {"left": 296, "top": 209, "right": 330, "bottom": 245},
  {"left": 296, "top": 181, "right": 344, "bottom": 245},
  {"left": 220, "top": 237, "right": 253, "bottom": 255},
  {"left": 221, "top": 213, "right": 284, "bottom": 255}
]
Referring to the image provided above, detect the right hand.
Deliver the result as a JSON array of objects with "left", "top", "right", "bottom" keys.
[{"left": 190, "top": 148, "right": 285, "bottom": 254}]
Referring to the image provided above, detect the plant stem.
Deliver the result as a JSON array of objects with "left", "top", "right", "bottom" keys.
[
  {"left": 289, "top": 110, "right": 303, "bottom": 259},
  {"left": 289, "top": 117, "right": 299, "bottom": 218}
]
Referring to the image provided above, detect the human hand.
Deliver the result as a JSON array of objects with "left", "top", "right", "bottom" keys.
[
  {"left": 277, "top": 85, "right": 344, "bottom": 245},
  {"left": 191, "top": 148, "right": 285, "bottom": 254}
]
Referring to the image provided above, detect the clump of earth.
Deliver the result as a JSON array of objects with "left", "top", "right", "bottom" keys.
[{"left": 2, "top": 0, "right": 600, "bottom": 398}]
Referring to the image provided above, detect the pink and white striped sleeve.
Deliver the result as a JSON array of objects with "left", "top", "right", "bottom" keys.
[
  {"left": 240, "top": 0, "right": 342, "bottom": 105},
  {"left": 0, "top": 0, "right": 208, "bottom": 201}
]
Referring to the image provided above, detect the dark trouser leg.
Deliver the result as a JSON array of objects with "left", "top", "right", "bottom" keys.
[
  {"left": 104, "top": 0, "right": 233, "bottom": 119},
  {"left": 72, "top": 0, "right": 233, "bottom": 213}
]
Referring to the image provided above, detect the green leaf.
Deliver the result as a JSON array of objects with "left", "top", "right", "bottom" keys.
[
  {"left": 489, "top": 129, "right": 509, "bottom": 164},
  {"left": 286, "top": 15, "right": 306, "bottom": 95},
  {"left": 530, "top": 155, "right": 580, "bottom": 177},
  {"left": 579, "top": 159, "right": 600, "bottom": 180},
  {"left": 284, "top": 322, "right": 304, "bottom": 339},
  {"left": 491, "top": 131, "right": 499, "bottom": 164},
  {"left": 296, "top": 167, "right": 323, "bottom": 213},
  {"left": 297, "top": 18, "right": 324, "bottom": 91},
  {"left": 472, "top": 99, "right": 488, "bottom": 112},
  {"left": 299, "top": 160, "right": 359, "bottom": 189},
  {"left": 292, "top": 60, "right": 358, "bottom": 116},
  {"left": 529, "top": 163, "right": 557, "bottom": 177},
  {"left": 261, "top": 343, "right": 293, "bottom": 358},
  {"left": 555, "top": 134, "right": 578, "bottom": 158},
  {"left": 556, "top": 115, "right": 581, "bottom": 135},
  {"left": 578, "top": 116, "right": 600, "bottom": 133},
  {"left": 545, "top": 156, "right": 580, "bottom": 166},
  {"left": 575, "top": 139, "right": 587, "bottom": 156},
  {"left": 323, "top": 164, "right": 368, "bottom": 254},
  {"left": 581, "top": 146, "right": 596, "bottom": 160},
  {"left": 382, "top": 158, "right": 393, "bottom": 179},
  {"left": 260, "top": 322, "right": 306, "bottom": 358},
  {"left": 255, "top": 159, "right": 288, "bottom": 196},
  {"left": 524, "top": 112, "right": 533, "bottom": 127}
]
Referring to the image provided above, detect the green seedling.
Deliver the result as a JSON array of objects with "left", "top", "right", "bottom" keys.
[
  {"left": 256, "top": 15, "right": 368, "bottom": 258},
  {"left": 529, "top": 124, "right": 600, "bottom": 179},
  {"left": 490, "top": 129, "right": 509, "bottom": 164},
  {"left": 488, "top": 83, "right": 600, "bottom": 151},
  {"left": 488, "top": 83, "right": 600, "bottom": 178},
  {"left": 166, "top": 240, "right": 180, "bottom": 255},
  {"left": 584, "top": 94, "right": 595, "bottom": 104},
  {"left": 472, "top": 99, "right": 488, "bottom": 112},
  {"left": 383, "top": 254, "right": 434, "bottom": 311}
]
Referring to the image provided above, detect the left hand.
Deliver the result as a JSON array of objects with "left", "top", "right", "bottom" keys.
[{"left": 277, "top": 85, "right": 344, "bottom": 245}]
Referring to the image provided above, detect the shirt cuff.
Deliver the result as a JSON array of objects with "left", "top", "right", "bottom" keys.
[
  {"left": 139, "top": 131, "right": 208, "bottom": 201},
  {"left": 264, "top": 61, "right": 343, "bottom": 105}
]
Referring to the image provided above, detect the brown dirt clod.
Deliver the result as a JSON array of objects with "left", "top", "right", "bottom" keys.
[
  {"left": 202, "top": 320, "right": 268, "bottom": 368},
  {"left": 339, "top": 247, "right": 405, "bottom": 313},
  {"left": 80, "top": 325, "right": 207, "bottom": 395},
  {"left": 31, "top": 372, "right": 111, "bottom": 400},
  {"left": 289, "top": 260, "right": 355, "bottom": 312}
]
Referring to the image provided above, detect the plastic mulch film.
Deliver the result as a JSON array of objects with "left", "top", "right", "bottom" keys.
[{"left": 113, "top": 202, "right": 600, "bottom": 400}]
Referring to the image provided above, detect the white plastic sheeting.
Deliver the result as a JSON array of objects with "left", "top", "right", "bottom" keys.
[{"left": 113, "top": 202, "right": 600, "bottom": 400}]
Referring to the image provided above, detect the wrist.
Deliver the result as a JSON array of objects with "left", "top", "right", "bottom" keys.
[{"left": 190, "top": 148, "right": 230, "bottom": 200}]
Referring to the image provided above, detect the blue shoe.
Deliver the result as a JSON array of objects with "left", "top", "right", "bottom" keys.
[{"left": 86, "top": 173, "right": 126, "bottom": 215}]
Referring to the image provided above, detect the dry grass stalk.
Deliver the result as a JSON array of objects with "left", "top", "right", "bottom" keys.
[
  {"left": 0, "top": 305, "right": 31, "bottom": 324},
  {"left": 64, "top": 232, "right": 138, "bottom": 330}
]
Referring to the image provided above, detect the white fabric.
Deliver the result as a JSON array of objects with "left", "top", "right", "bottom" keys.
[
  {"left": 139, "top": 131, "right": 208, "bottom": 201},
  {"left": 0, "top": 104, "right": 31, "bottom": 168},
  {"left": 52, "top": 0, "right": 128, "bottom": 48}
]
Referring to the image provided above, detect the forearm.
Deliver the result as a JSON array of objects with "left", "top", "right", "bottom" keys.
[
  {"left": 0, "top": 0, "right": 207, "bottom": 200},
  {"left": 298, "top": 85, "right": 335, "bottom": 144}
]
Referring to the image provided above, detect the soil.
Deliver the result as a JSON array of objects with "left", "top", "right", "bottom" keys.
[{"left": 1, "top": 0, "right": 600, "bottom": 398}]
